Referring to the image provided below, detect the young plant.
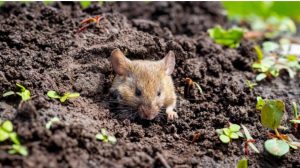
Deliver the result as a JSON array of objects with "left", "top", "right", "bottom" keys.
[
  {"left": 96, "top": 128, "right": 117, "bottom": 144},
  {"left": 0, "top": 120, "right": 28, "bottom": 156},
  {"left": 80, "top": 1, "right": 91, "bottom": 9},
  {"left": 208, "top": 26, "right": 244, "bottom": 48},
  {"left": 46, "top": 117, "right": 60, "bottom": 129},
  {"left": 290, "top": 102, "right": 300, "bottom": 128},
  {"left": 241, "top": 124, "right": 259, "bottom": 155},
  {"left": 245, "top": 80, "right": 257, "bottom": 91},
  {"left": 236, "top": 157, "right": 248, "bottom": 168},
  {"left": 47, "top": 91, "right": 80, "bottom": 103},
  {"left": 184, "top": 78, "right": 204, "bottom": 98},
  {"left": 2, "top": 83, "right": 31, "bottom": 101},
  {"left": 252, "top": 42, "right": 300, "bottom": 81},
  {"left": 257, "top": 98, "right": 300, "bottom": 156},
  {"left": 216, "top": 123, "right": 243, "bottom": 144}
]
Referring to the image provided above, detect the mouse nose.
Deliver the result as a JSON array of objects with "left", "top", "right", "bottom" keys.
[{"left": 138, "top": 105, "right": 158, "bottom": 120}]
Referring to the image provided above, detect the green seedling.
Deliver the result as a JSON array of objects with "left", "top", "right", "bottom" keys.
[
  {"left": 9, "top": 144, "right": 28, "bottom": 156},
  {"left": 0, "top": 120, "right": 28, "bottom": 156},
  {"left": 80, "top": 1, "right": 91, "bottom": 8},
  {"left": 216, "top": 123, "right": 243, "bottom": 144},
  {"left": 290, "top": 102, "right": 300, "bottom": 126},
  {"left": 256, "top": 96, "right": 265, "bottom": 110},
  {"left": 46, "top": 117, "right": 60, "bottom": 129},
  {"left": 236, "top": 157, "right": 248, "bottom": 168},
  {"left": 245, "top": 80, "right": 257, "bottom": 91},
  {"left": 96, "top": 128, "right": 117, "bottom": 144},
  {"left": 47, "top": 91, "right": 80, "bottom": 103},
  {"left": 208, "top": 26, "right": 244, "bottom": 48},
  {"left": 257, "top": 98, "right": 300, "bottom": 156},
  {"left": 2, "top": 83, "right": 31, "bottom": 101},
  {"left": 264, "top": 139, "right": 289, "bottom": 157},
  {"left": 241, "top": 124, "right": 259, "bottom": 154},
  {"left": 252, "top": 43, "right": 300, "bottom": 81}
]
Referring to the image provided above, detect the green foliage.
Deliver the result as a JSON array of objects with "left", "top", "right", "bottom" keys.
[
  {"left": 236, "top": 157, "right": 248, "bottom": 168},
  {"left": 260, "top": 99, "right": 285, "bottom": 130},
  {"left": 241, "top": 124, "right": 259, "bottom": 153},
  {"left": 2, "top": 83, "right": 31, "bottom": 101},
  {"left": 80, "top": 1, "right": 91, "bottom": 9},
  {"left": 46, "top": 117, "right": 60, "bottom": 129},
  {"left": 222, "top": 1, "right": 300, "bottom": 21},
  {"left": 43, "top": 1, "right": 54, "bottom": 5},
  {"left": 216, "top": 123, "right": 243, "bottom": 144},
  {"left": 290, "top": 102, "right": 300, "bottom": 124},
  {"left": 207, "top": 26, "right": 244, "bottom": 48},
  {"left": 264, "top": 139, "right": 289, "bottom": 157},
  {"left": 245, "top": 80, "right": 257, "bottom": 91},
  {"left": 47, "top": 90, "right": 80, "bottom": 103},
  {"left": 252, "top": 43, "right": 300, "bottom": 81},
  {"left": 0, "top": 120, "right": 28, "bottom": 156},
  {"left": 256, "top": 96, "right": 265, "bottom": 110},
  {"left": 96, "top": 128, "right": 117, "bottom": 144}
]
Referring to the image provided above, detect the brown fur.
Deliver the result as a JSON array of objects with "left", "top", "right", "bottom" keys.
[{"left": 110, "top": 49, "right": 177, "bottom": 120}]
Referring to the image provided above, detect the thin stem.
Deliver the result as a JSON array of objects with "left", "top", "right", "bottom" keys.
[{"left": 274, "top": 128, "right": 280, "bottom": 138}]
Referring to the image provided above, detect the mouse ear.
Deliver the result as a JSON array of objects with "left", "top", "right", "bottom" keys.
[
  {"left": 110, "top": 48, "right": 131, "bottom": 75},
  {"left": 162, "top": 51, "right": 175, "bottom": 75}
]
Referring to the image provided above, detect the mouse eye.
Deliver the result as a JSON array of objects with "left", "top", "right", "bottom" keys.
[
  {"left": 135, "top": 88, "right": 142, "bottom": 97},
  {"left": 157, "top": 91, "right": 161, "bottom": 96}
]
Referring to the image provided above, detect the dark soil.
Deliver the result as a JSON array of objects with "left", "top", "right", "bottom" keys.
[{"left": 0, "top": 2, "right": 300, "bottom": 168}]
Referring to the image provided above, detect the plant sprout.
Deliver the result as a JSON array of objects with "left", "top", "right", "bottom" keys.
[
  {"left": 0, "top": 120, "right": 28, "bottom": 156},
  {"left": 96, "top": 128, "right": 117, "bottom": 144},
  {"left": 185, "top": 78, "right": 204, "bottom": 98},
  {"left": 2, "top": 83, "right": 31, "bottom": 101},
  {"left": 245, "top": 80, "right": 257, "bottom": 91},
  {"left": 47, "top": 91, "right": 80, "bottom": 103},
  {"left": 216, "top": 123, "right": 243, "bottom": 144},
  {"left": 257, "top": 98, "right": 300, "bottom": 156},
  {"left": 241, "top": 124, "right": 259, "bottom": 154},
  {"left": 252, "top": 42, "right": 300, "bottom": 81},
  {"left": 208, "top": 26, "right": 244, "bottom": 48},
  {"left": 236, "top": 157, "right": 248, "bottom": 168},
  {"left": 46, "top": 117, "right": 60, "bottom": 129},
  {"left": 290, "top": 102, "right": 300, "bottom": 126}
]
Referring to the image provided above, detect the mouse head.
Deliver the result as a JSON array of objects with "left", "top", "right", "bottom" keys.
[{"left": 110, "top": 48, "right": 175, "bottom": 120}]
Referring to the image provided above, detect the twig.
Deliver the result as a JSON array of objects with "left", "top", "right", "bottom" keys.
[{"left": 156, "top": 152, "right": 171, "bottom": 168}]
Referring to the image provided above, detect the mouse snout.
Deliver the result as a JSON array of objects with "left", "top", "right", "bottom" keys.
[{"left": 138, "top": 104, "right": 159, "bottom": 120}]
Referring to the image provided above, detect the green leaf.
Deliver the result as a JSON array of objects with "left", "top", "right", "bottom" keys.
[
  {"left": 2, "top": 120, "right": 13, "bottom": 132},
  {"left": 223, "top": 128, "right": 230, "bottom": 136},
  {"left": 256, "top": 73, "right": 267, "bottom": 81},
  {"left": 80, "top": 1, "right": 91, "bottom": 9},
  {"left": 208, "top": 26, "right": 244, "bottom": 48},
  {"left": 264, "top": 139, "right": 289, "bottom": 157},
  {"left": 60, "top": 93, "right": 69, "bottom": 103},
  {"left": 2, "top": 91, "right": 15, "bottom": 97},
  {"left": 263, "top": 41, "right": 279, "bottom": 53},
  {"left": 254, "top": 45, "right": 264, "bottom": 61},
  {"left": 46, "top": 117, "right": 60, "bottom": 129},
  {"left": 219, "top": 135, "right": 230, "bottom": 143},
  {"left": 67, "top": 93, "right": 80, "bottom": 98},
  {"left": 241, "top": 124, "right": 260, "bottom": 153},
  {"left": 256, "top": 96, "right": 265, "bottom": 110},
  {"left": 16, "top": 83, "right": 26, "bottom": 92},
  {"left": 21, "top": 90, "right": 31, "bottom": 101},
  {"left": 230, "top": 132, "right": 239, "bottom": 139},
  {"left": 261, "top": 100, "right": 285, "bottom": 130},
  {"left": 290, "top": 120, "right": 300, "bottom": 124},
  {"left": 9, "top": 144, "right": 28, "bottom": 156},
  {"left": 108, "top": 136, "right": 117, "bottom": 144},
  {"left": 0, "top": 129, "right": 10, "bottom": 141},
  {"left": 193, "top": 82, "right": 204, "bottom": 95},
  {"left": 47, "top": 91, "right": 61, "bottom": 99},
  {"left": 216, "top": 129, "right": 224, "bottom": 135},
  {"left": 9, "top": 132, "right": 20, "bottom": 145},
  {"left": 236, "top": 157, "right": 248, "bottom": 168},
  {"left": 249, "top": 142, "right": 260, "bottom": 154},
  {"left": 96, "top": 133, "right": 105, "bottom": 140},
  {"left": 292, "top": 102, "right": 298, "bottom": 118},
  {"left": 229, "top": 124, "right": 240, "bottom": 132},
  {"left": 237, "top": 131, "right": 244, "bottom": 138}
]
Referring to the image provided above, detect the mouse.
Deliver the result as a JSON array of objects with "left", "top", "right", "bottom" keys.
[{"left": 109, "top": 48, "right": 177, "bottom": 120}]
